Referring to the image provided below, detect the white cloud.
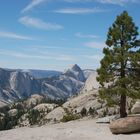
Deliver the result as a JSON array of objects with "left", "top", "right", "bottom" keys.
[
  {"left": 0, "top": 50, "right": 74, "bottom": 61},
  {"left": 57, "top": 55, "right": 75, "bottom": 61},
  {"left": 64, "top": 0, "right": 92, "bottom": 2},
  {"left": 97, "top": 0, "right": 138, "bottom": 5},
  {"left": 85, "top": 41, "right": 106, "bottom": 49},
  {"left": 19, "top": 16, "right": 63, "bottom": 30},
  {"left": 83, "top": 54, "right": 103, "bottom": 61},
  {"left": 0, "top": 31, "right": 33, "bottom": 40},
  {"left": 21, "top": 0, "right": 139, "bottom": 14},
  {"left": 64, "top": 0, "right": 138, "bottom": 6},
  {"left": 21, "top": 0, "right": 46, "bottom": 13},
  {"left": 54, "top": 7, "right": 105, "bottom": 14},
  {"left": 75, "top": 32, "right": 99, "bottom": 39}
]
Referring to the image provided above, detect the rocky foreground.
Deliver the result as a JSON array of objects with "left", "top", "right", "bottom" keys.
[{"left": 0, "top": 119, "right": 139, "bottom": 140}]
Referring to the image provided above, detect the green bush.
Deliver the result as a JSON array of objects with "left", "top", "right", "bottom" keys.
[
  {"left": 0, "top": 105, "right": 10, "bottom": 113},
  {"left": 88, "top": 107, "right": 95, "bottom": 116},
  {"left": 61, "top": 110, "right": 80, "bottom": 122},
  {"left": 103, "top": 109, "right": 107, "bottom": 117},
  {"left": 80, "top": 107, "right": 87, "bottom": 117},
  {"left": 45, "top": 99, "right": 65, "bottom": 106},
  {"left": 0, "top": 108, "right": 25, "bottom": 130},
  {"left": 28, "top": 109, "right": 41, "bottom": 125}
]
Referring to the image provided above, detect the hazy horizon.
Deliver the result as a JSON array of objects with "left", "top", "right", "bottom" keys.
[{"left": 1, "top": 63, "right": 97, "bottom": 72}]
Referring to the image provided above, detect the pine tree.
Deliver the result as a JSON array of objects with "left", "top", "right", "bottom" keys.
[{"left": 97, "top": 11, "right": 140, "bottom": 118}]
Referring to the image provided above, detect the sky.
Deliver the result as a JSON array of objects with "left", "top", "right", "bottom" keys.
[{"left": 0, "top": 0, "right": 140, "bottom": 71}]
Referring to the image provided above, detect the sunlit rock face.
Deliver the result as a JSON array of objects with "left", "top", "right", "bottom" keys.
[{"left": 64, "top": 64, "right": 86, "bottom": 82}]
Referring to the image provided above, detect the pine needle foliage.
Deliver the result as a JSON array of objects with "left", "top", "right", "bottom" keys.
[{"left": 97, "top": 11, "right": 140, "bottom": 118}]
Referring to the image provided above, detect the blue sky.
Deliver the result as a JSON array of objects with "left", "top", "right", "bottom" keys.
[{"left": 0, "top": 0, "right": 140, "bottom": 71}]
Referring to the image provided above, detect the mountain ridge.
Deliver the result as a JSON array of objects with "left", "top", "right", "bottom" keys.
[{"left": 0, "top": 64, "right": 92, "bottom": 103}]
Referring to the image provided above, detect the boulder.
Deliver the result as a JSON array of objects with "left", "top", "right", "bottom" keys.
[
  {"left": 8, "top": 109, "right": 18, "bottom": 117},
  {"left": 131, "top": 100, "right": 140, "bottom": 114},
  {"left": 24, "top": 94, "right": 44, "bottom": 109},
  {"left": 97, "top": 108, "right": 107, "bottom": 117},
  {"left": 96, "top": 115, "right": 120, "bottom": 123},
  {"left": 45, "top": 107, "right": 66, "bottom": 122},
  {"left": 33, "top": 103, "right": 57, "bottom": 113},
  {"left": 0, "top": 113, "right": 5, "bottom": 130},
  {"left": 18, "top": 113, "right": 30, "bottom": 127},
  {"left": 110, "top": 116, "right": 140, "bottom": 134},
  {"left": 0, "top": 101, "right": 8, "bottom": 109}
]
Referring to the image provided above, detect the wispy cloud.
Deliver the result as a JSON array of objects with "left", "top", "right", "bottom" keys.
[
  {"left": 0, "top": 31, "right": 33, "bottom": 40},
  {"left": 75, "top": 32, "right": 99, "bottom": 39},
  {"left": 64, "top": 0, "right": 97, "bottom": 3},
  {"left": 57, "top": 55, "right": 75, "bottom": 61},
  {"left": 64, "top": 0, "right": 138, "bottom": 6},
  {"left": 21, "top": 0, "right": 139, "bottom": 14},
  {"left": 54, "top": 7, "right": 105, "bottom": 14},
  {"left": 21, "top": 0, "right": 46, "bottom": 13},
  {"left": 85, "top": 41, "right": 106, "bottom": 49},
  {"left": 83, "top": 54, "right": 103, "bottom": 61},
  {"left": 19, "top": 16, "right": 63, "bottom": 30},
  {"left": 96, "top": 0, "right": 138, "bottom": 6},
  {"left": 0, "top": 50, "right": 74, "bottom": 61}
]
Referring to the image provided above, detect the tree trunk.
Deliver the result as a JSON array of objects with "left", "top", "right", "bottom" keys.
[{"left": 120, "top": 94, "right": 127, "bottom": 118}]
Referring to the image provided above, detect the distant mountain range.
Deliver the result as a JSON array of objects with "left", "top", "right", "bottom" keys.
[
  {"left": 4, "top": 68, "right": 62, "bottom": 79},
  {"left": 0, "top": 65, "right": 95, "bottom": 104}
]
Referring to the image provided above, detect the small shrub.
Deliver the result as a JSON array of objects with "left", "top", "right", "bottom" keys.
[
  {"left": 0, "top": 105, "right": 10, "bottom": 113},
  {"left": 44, "top": 99, "right": 65, "bottom": 106},
  {"left": 103, "top": 109, "right": 107, "bottom": 117},
  {"left": 54, "top": 118, "right": 57, "bottom": 122},
  {"left": 61, "top": 109, "right": 80, "bottom": 122},
  {"left": 80, "top": 108, "right": 87, "bottom": 117},
  {"left": 28, "top": 109, "right": 41, "bottom": 125},
  {"left": 0, "top": 108, "right": 25, "bottom": 130},
  {"left": 88, "top": 107, "right": 95, "bottom": 116},
  {"left": 61, "top": 113, "right": 80, "bottom": 122}
]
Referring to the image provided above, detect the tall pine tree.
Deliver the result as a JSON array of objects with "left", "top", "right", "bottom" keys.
[{"left": 97, "top": 11, "right": 140, "bottom": 118}]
